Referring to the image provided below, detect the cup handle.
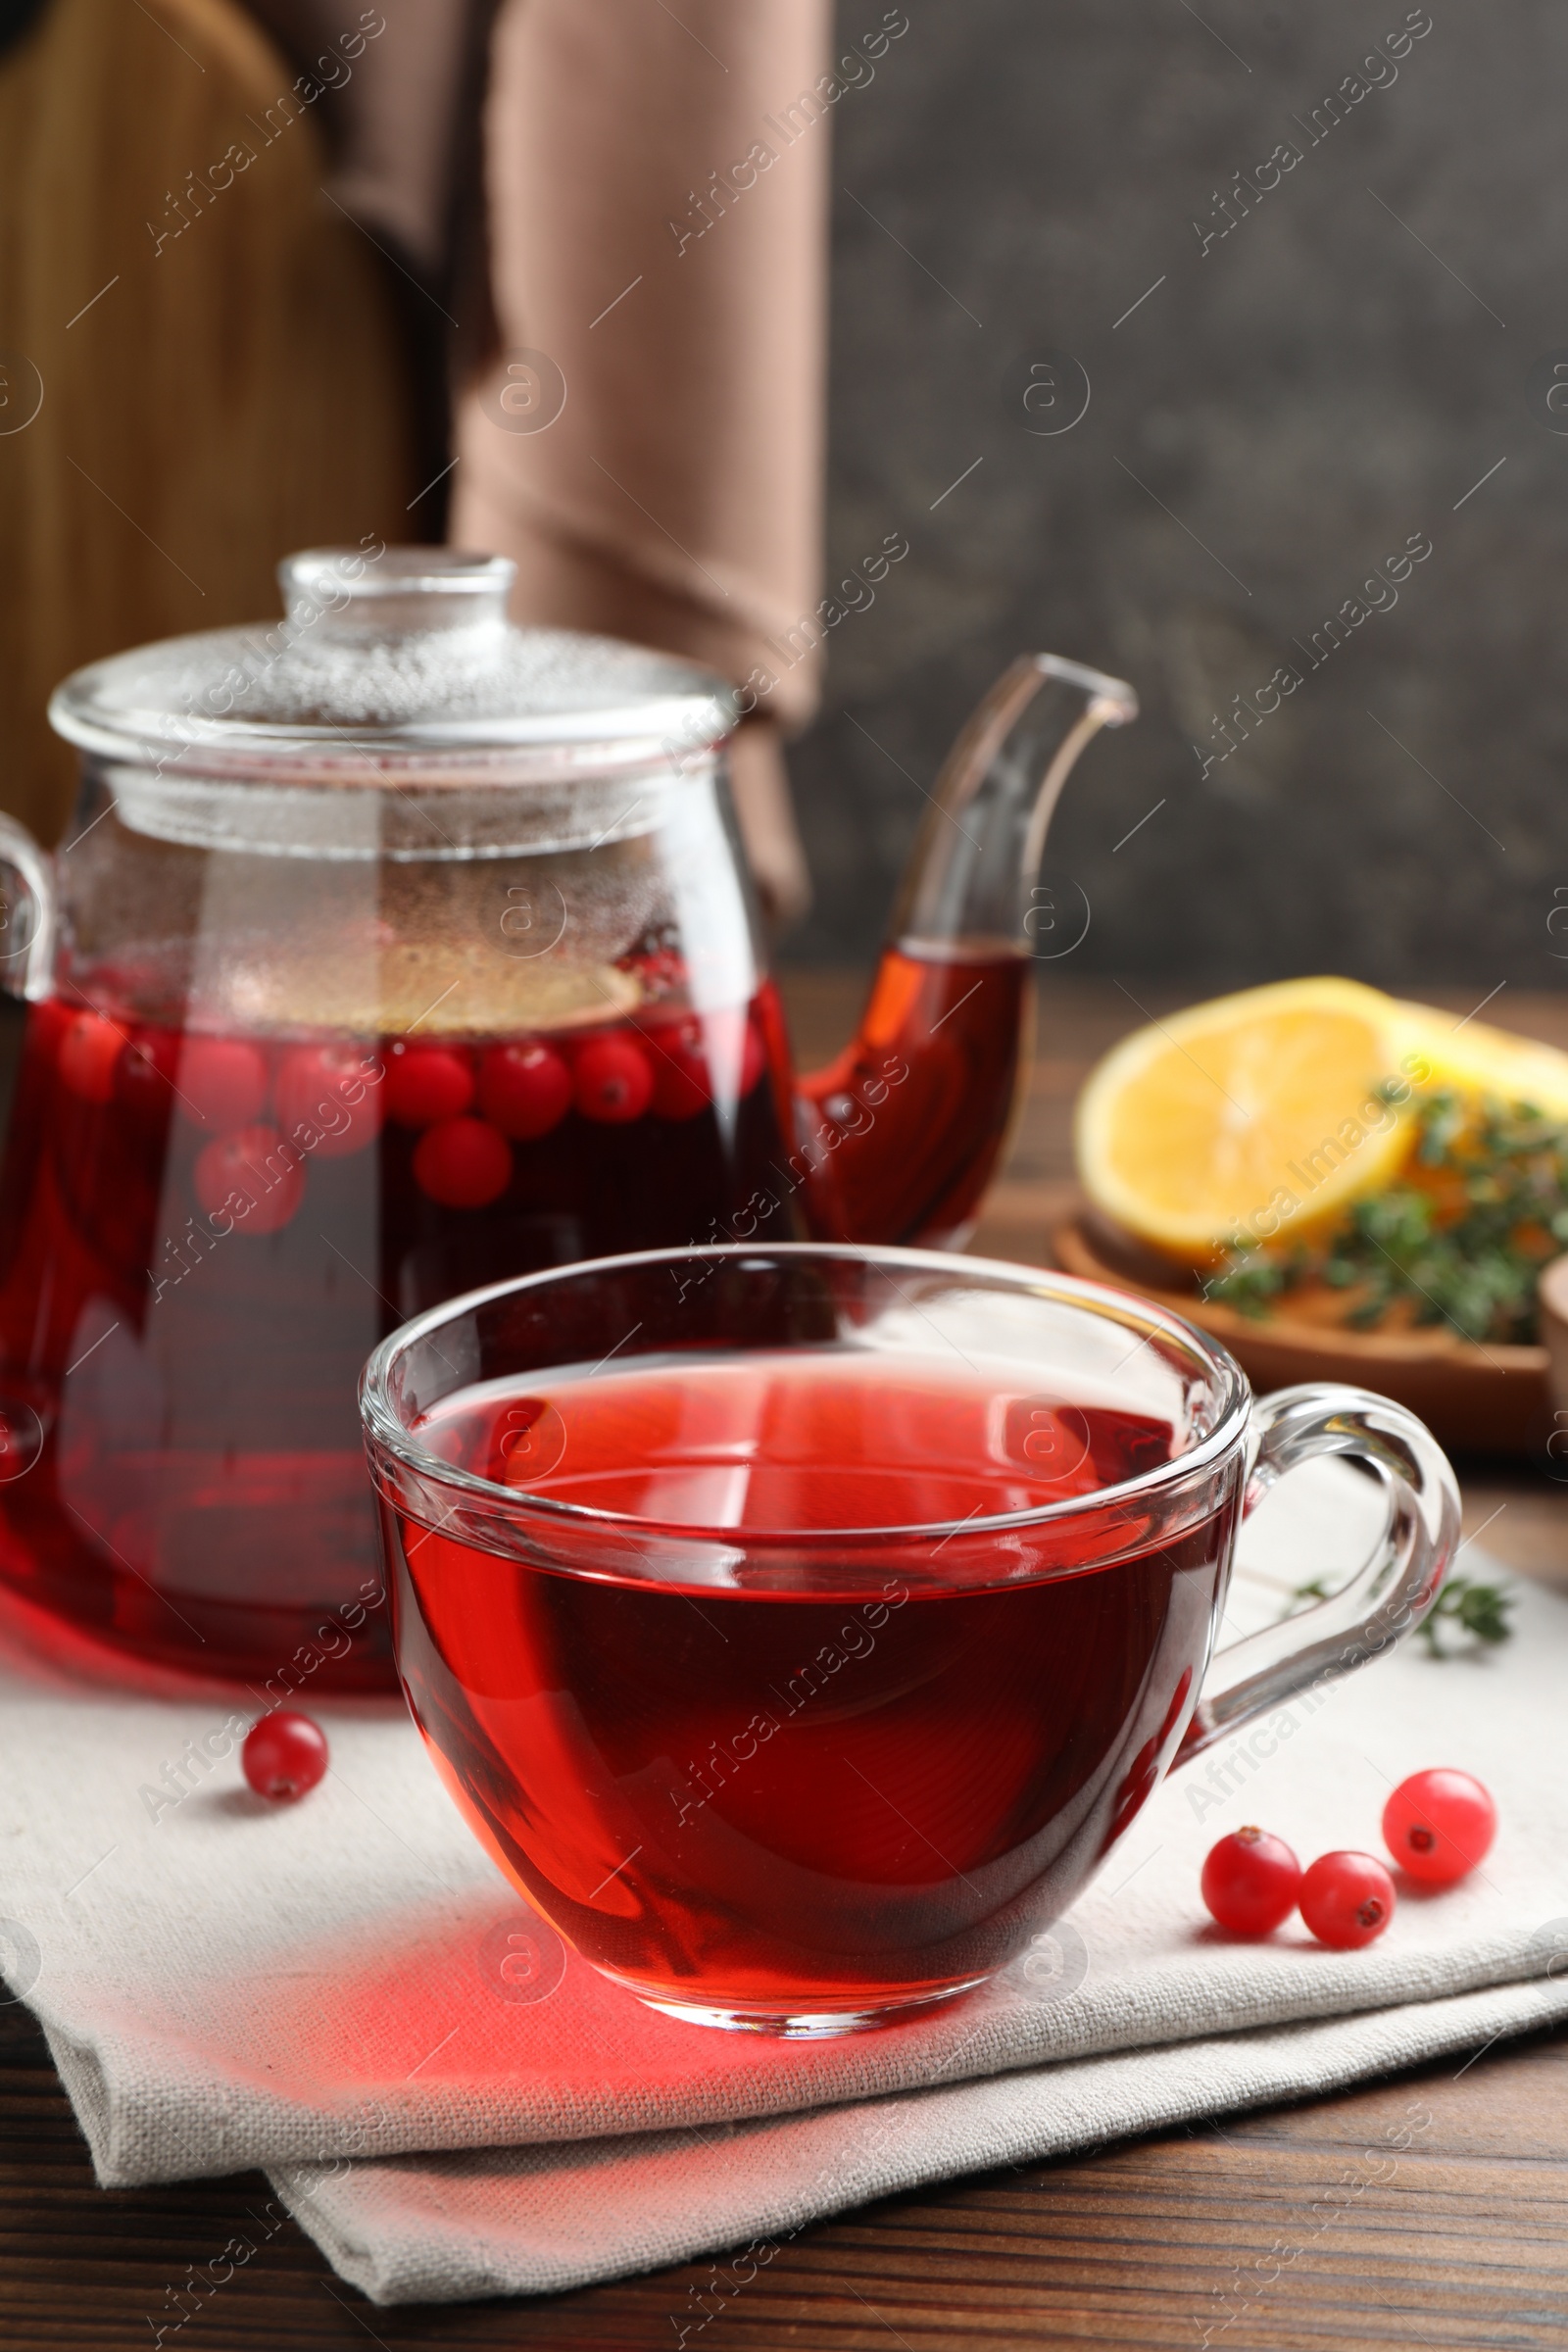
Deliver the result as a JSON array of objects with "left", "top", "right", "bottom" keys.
[
  {"left": 0, "top": 813, "right": 56, "bottom": 1002},
  {"left": 1174, "top": 1383, "right": 1461, "bottom": 1765}
]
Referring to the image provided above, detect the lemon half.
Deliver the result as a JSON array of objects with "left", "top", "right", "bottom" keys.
[{"left": 1074, "top": 977, "right": 1416, "bottom": 1262}]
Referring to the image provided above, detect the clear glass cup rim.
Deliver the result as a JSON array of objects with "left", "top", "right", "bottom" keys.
[{"left": 358, "top": 1243, "right": 1254, "bottom": 1546}]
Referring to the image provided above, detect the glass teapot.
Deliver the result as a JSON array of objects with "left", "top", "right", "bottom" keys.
[{"left": 0, "top": 547, "right": 1134, "bottom": 1689}]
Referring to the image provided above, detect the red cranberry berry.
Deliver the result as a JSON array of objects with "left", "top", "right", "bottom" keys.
[
  {"left": 273, "top": 1044, "right": 385, "bottom": 1157},
  {"left": 57, "top": 1011, "right": 128, "bottom": 1104},
  {"left": 646, "top": 1020, "right": 712, "bottom": 1120},
  {"left": 1382, "top": 1768, "right": 1496, "bottom": 1886},
  {"left": 1298, "top": 1850, "right": 1396, "bottom": 1950},
  {"left": 477, "top": 1042, "right": 573, "bottom": 1139},
  {"left": 413, "top": 1115, "right": 513, "bottom": 1207},
  {"left": 114, "top": 1026, "right": 181, "bottom": 1122},
  {"left": 384, "top": 1044, "right": 474, "bottom": 1127},
  {"left": 242, "top": 1709, "right": 328, "bottom": 1802},
  {"left": 192, "top": 1124, "right": 306, "bottom": 1233},
  {"left": 573, "top": 1033, "right": 654, "bottom": 1124},
  {"left": 176, "top": 1037, "right": 270, "bottom": 1129},
  {"left": 1200, "top": 1826, "right": 1302, "bottom": 1936}
]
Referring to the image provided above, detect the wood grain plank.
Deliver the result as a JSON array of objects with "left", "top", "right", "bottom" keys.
[
  {"left": 5, "top": 2000, "right": 1568, "bottom": 2349},
  {"left": 0, "top": 0, "right": 416, "bottom": 847}
]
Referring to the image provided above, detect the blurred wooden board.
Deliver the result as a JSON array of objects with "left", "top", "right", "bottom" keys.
[
  {"left": 0, "top": 0, "right": 416, "bottom": 847},
  {"left": 1052, "top": 1211, "right": 1550, "bottom": 1458}
]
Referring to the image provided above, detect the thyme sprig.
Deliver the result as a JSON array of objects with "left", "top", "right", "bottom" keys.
[
  {"left": 1207, "top": 1089, "right": 1568, "bottom": 1345},
  {"left": 1417, "top": 1572, "right": 1516, "bottom": 1656},
  {"left": 1281, "top": 1569, "right": 1515, "bottom": 1658}
]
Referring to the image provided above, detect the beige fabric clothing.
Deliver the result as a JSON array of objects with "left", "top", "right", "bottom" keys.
[
  {"left": 242, "top": 0, "right": 831, "bottom": 918},
  {"left": 242, "top": 0, "right": 492, "bottom": 281},
  {"left": 452, "top": 0, "right": 833, "bottom": 738},
  {"left": 725, "top": 719, "right": 812, "bottom": 927}
]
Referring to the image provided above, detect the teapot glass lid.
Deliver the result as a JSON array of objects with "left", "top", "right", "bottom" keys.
[{"left": 48, "top": 547, "right": 737, "bottom": 775}]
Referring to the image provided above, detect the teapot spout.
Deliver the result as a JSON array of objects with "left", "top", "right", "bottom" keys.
[{"left": 795, "top": 656, "right": 1136, "bottom": 1247}]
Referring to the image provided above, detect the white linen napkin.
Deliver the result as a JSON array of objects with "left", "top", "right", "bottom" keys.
[
  {"left": 1, "top": 1464, "right": 1563, "bottom": 2304},
  {"left": 271, "top": 1976, "right": 1568, "bottom": 2306}
]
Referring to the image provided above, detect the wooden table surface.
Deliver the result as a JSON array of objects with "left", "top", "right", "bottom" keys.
[{"left": 4, "top": 971, "right": 1568, "bottom": 2352}]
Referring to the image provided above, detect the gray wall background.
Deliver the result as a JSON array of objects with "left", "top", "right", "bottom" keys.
[{"left": 784, "top": 0, "right": 1568, "bottom": 988}]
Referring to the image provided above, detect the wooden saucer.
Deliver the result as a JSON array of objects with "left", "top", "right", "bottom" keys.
[{"left": 1051, "top": 1215, "right": 1549, "bottom": 1457}]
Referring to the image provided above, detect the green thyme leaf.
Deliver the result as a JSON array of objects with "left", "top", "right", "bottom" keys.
[
  {"left": 1206, "top": 1088, "right": 1568, "bottom": 1345},
  {"left": 1282, "top": 1568, "right": 1515, "bottom": 1659},
  {"left": 1417, "top": 1573, "right": 1516, "bottom": 1658}
]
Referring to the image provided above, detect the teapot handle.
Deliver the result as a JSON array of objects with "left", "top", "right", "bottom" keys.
[
  {"left": 0, "top": 814, "right": 57, "bottom": 1002},
  {"left": 1174, "top": 1383, "right": 1460, "bottom": 1765}
]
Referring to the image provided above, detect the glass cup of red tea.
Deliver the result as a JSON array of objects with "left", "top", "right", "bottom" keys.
[{"left": 360, "top": 1244, "right": 1459, "bottom": 2037}]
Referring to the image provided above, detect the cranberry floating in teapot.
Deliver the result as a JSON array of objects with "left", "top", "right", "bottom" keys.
[{"left": 0, "top": 547, "right": 1135, "bottom": 1687}]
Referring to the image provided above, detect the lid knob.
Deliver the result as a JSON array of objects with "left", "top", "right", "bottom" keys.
[{"left": 277, "top": 547, "right": 516, "bottom": 636}]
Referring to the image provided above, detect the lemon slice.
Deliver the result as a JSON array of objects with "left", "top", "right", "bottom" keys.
[
  {"left": 1392, "top": 1001, "right": 1568, "bottom": 1118},
  {"left": 218, "top": 940, "right": 641, "bottom": 1040},
  {"left": 1075, "top": 978, "right": 1415, "bottom": 1261}
]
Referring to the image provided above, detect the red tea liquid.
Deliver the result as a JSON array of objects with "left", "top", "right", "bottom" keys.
[
  {"left": 0, "top": 967, "right": 793, "bottom": 1685},
  {"left": 800, "top": 945, "right": 1030, "bottom": 1247},
  {"left": 393, "top": 1352, "right": 1233, "bottom": 2022}
]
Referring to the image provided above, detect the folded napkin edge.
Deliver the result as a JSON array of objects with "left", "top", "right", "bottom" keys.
[
  {"left": 267, "top": 1971, "right": 1568, "bottom": 2307},
  {"left": 18, "top": 1921, "right": 1563, "bottom": 2189}
]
